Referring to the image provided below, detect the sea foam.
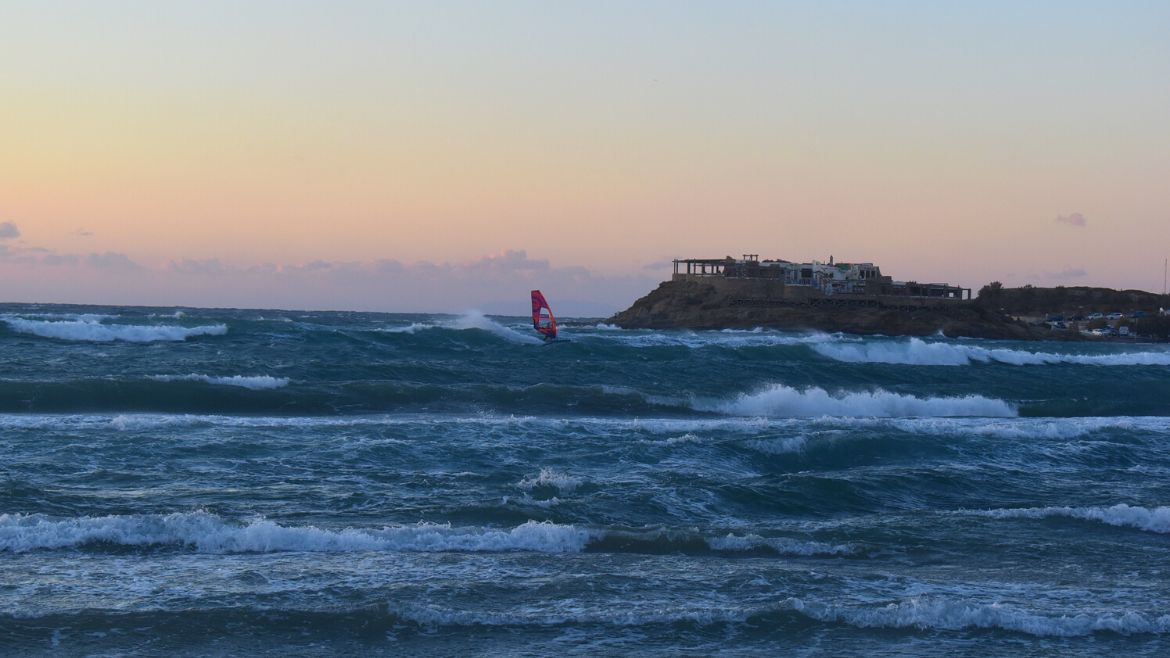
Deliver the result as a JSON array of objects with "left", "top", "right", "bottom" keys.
[
  {"left": 972, "top": 503, "right": 1170, "bottom": 534},
  {"left": 814, "top": 338, "right": 1170, "bottom": 367},
  {"left": 147, "top": 374, "right": 290, "bottom": 390},
  {"left": 790, "top": 597, "right": 1170, "bottom": 637},
  {"left": 698, "top": 384, "right": 1016, "bottom": 418},
  {"left": 2, "top": 317, "right": 227, "bottom": 342},
  {"left": 0, "top": 512, "right": 592, "bottom": 554}
]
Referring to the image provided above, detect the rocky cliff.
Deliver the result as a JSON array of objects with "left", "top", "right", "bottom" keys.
[{"left": 607, "top": 279, "right": 1044, "bottom": 339}]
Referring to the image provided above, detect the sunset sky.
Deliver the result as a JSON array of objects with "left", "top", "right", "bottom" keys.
[{"left": 2, "top": 1, "right": 1168, "bottom": 315}]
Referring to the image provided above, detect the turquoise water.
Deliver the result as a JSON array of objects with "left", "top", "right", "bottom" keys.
[{"left": 2, "top": 304, "right": 1169, "bottom": 655}]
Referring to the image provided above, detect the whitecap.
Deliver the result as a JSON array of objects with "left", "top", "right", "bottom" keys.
[
  {"left": 970, "top": 503, "right": 1170, "bottom": 534},
  {"left": 2, "top": 317, "right": 227, "bottom": 342},
  {"left": 517, "top": 468, "right": 583, "bottom": 494},
  {"left": 147, "top": 374, "right": 290, "bottom": 390},
  {"left": 814, "top": 337, "right": 1170, "bottom": 367},
  {"left": 695, "top": 384, "right": 1016, "bottom": 418},
  {"left": 0, "top": 512, "right": 592, "bottom": 554},
  {"left": 790, "top": 597, "right": 1170, "bottom": 637}
]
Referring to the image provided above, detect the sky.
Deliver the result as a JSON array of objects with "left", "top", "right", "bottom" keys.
[{"left": 2, "top": 1, "right": 1168, "bottom": 315}]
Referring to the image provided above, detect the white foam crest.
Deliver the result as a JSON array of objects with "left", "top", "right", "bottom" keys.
[
  {"left": 706, "top": 533, "right": 852, "bottom": 556},
  {"left": 744, "top": 436, "right": 809, "bottom": 454},
  {"left": 2, "top": 317, "right": 227, "bottom": 342},
  {"left": 378, "top": 322, "right": 432, "bottom": 334},
  {"left": 595, "top": 330, "right": 844, "bottom": 349},
  {"left": 791, "top": 597, "right": 1170, "bottom": 637},
  {"left": 637, "top": 432, "right": 708, "bottom": 446},
  {"left": 0, "top": 512, "right": 592, "bottom": 554},
  {"left": 883, "top": 417, "right": 1136, "bottom": 441},
  {"left": 972, "top": 503, "right": 1170, "bottom": 534},
  {"left": 592, "top": 323, "right": 621, "bottom": 330},
  {"left": 448, "top": 311, "right": 543, "bottom": 344},
  {"left": 815, "top": 337, "right": 1170, "bottom": 367},
  {"left": 698, "top": 384, "right": 1016, "bottom": 418},
  {"left": 147, "top": 374, "right": 290, "bottom": 390},
  {"left": 517, "top": 468, "right": 583, "bottom": 493}
]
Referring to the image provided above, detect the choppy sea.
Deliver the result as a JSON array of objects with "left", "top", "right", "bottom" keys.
[{"left": 2, "top": 303, "right": 1169, "bottom": 656}]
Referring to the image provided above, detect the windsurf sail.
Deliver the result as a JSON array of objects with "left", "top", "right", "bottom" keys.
[{"left": 531, "top": 290, "right": 557, "bottom": 340}]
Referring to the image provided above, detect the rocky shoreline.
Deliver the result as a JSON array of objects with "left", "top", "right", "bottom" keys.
[{"left": 606, "top": 279, "right": 1051, "bottom": 340}]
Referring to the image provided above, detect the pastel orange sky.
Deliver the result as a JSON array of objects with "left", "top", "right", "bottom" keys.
[{"left": 2, "top": 1, "right": 1168, "bottom": 314}]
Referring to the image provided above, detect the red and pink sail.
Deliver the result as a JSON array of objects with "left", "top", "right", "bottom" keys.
[{"left": 531, "top": 290, "right": 557, "bottom": 340}]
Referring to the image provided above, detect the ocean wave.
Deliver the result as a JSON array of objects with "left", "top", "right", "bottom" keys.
[
  {"left": 706, "top": 532, "right": 852, "bottom": 556},
  {"left": 390, "top": 602, "right": 750, "bottom": 629},
  {"left": 517, "top": 468, "right": 583, "bottom": 494},
  {"left": 814, "top": 338, "right": 1170, "bottom": 366},
  {"left": 378, "top": 322, "right": 431, "bottom": 334},
  {"left": 0, "top": 512, "right": 591, "bottom": 554},
  {"left": 2, "top": 317, "right": 227, "bottom": 342},
  {"left": 790, "top": 597, "right": 1170, "bottom": 637},
  {"left": 878, "top": 417, "right": 1136, "bottom": 441},
  {"left": 448, "top": 311, "right": 543, "bottom": 344},
  {"left": 594, "top": 331, "right": 843, "bottom": 349},
  {"left": 146, "top": 374, "right": 290, "bottom": 390},
  {"left": 696, "top": 384, "right": 1017, "bottom": 418},
  {"left": 376, "top": 312, "right": 542, "bottom": 344},
  {"left": 971, "top": 503, "right": 1170, "bottom": 534}
]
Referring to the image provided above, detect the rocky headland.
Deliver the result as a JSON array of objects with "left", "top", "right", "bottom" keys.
[{"left": 607, "top": 279, "right": 1170, "bottom": 340}]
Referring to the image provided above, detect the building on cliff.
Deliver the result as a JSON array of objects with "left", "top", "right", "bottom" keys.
[{"left": 672, "top": 254, "right": 971, "bottom": 300}]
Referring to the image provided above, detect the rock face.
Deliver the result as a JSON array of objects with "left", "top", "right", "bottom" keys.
[{"left": 607, "top": 279, "right": 1043, "bottom": 339}]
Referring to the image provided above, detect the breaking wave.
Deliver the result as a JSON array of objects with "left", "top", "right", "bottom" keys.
[
  {"left": 518, "top": 468, "right": 583, "bottom": 494},
  {"left": 697, "top": 384, "right": 1017, "bottom": 418},
  {"left": 448, "top": 311, "right": 543, "bottom": 344},
  {"left": 147, "top": 374, "right": 290, "bottom": 390},
  {"left": 2, "top": 317, "right": 227, "bottom": 342},
  {"left": 971, "top": 503, "right": 1170, "bottom": 534},
  {"left": 790, "top": 597, "right": 1170, "bottom": 637},
  {"left": 0, "top": 512, "right": 591, "bottom": 554},
  {"left": 814, "top": 338, "right": 1170, "bottom": 366},
  {"left": 376, "top": 312, "right": 541, "bottom": 343},
  {"left": 594, "top": 330, "right": 842, "bottom": 349}
]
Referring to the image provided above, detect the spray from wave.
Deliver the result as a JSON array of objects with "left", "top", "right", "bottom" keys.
[
  {"left": 696, "top": 384, "right": 1016, "bottom": 418},
  {"left": 377, "top": 311, "right": 541, "bottom": 344},
  {"left": 2, "top": 317, "right": 227, "bottom": 342}
]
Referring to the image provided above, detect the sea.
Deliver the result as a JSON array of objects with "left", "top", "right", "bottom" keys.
[{"left": 2, "top": 303, "right": 1169, "bottom": 656}]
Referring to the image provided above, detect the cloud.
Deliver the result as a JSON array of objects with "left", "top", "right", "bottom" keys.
[
  {"left": 87, "top": 251, "right": 143, "bottom": 272},
  {"left": 75, "top": 228, "right": 94, "bottom": 238},
  {"left": 1, "top": 247, "right": 662, "bottom": 315},
  {"left": 1055, "top": 212, "right": 1087, "bottom": 228},
  {"left": 0, "top": 222, "right": 19, "bottom": 239},
  {"left": 467, "top": 249, "right": 550, "bottom": 275},
  {"left": 170, "top": 258, "right": 233, "bottom": 275},
  {"left": 42, "top": 253, "right": 80, "bottom": 266}
]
